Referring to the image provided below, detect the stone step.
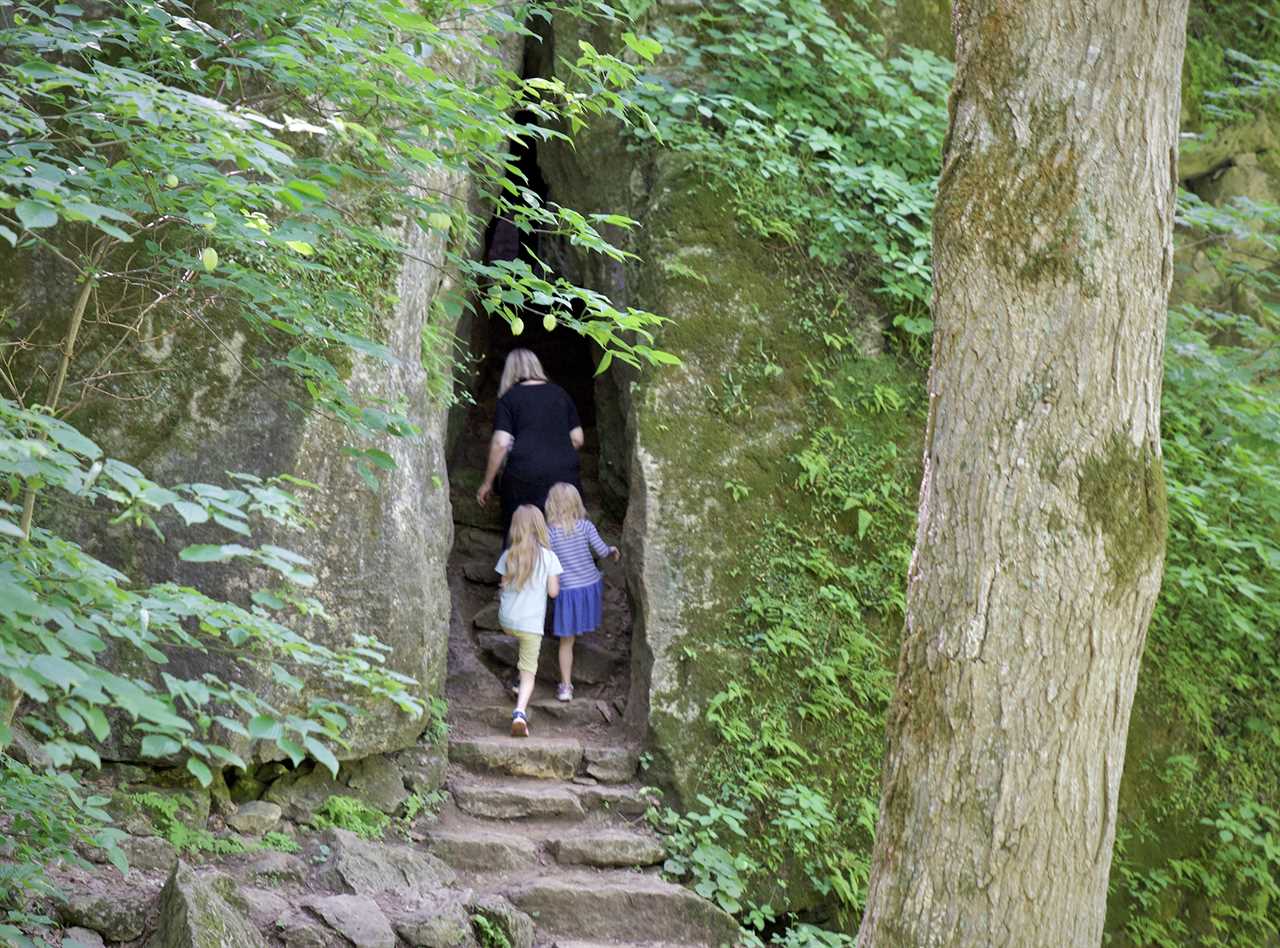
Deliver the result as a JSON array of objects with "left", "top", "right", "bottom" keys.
[
  {"left": 448, "top": 778, "right": 658, "bottom": 821},
  {"left": 450, "top": 780, "right": 586, "bottom": 821},
  {"left": 582, "top": 746, "right": 639, "bottom": 784},
  {"left": 450, "top": 735, "right": 584, "bottom": 780},
  {"left": 475, "top": 632, "right": 618, "bottom": 684},
  {"left": 425, "top": 827, "right": 538, "bottom": 872},
  {"left": 464, "top": 699, "right": 615, "bottom": 729},
  {"left": 504, "top": 873, "right": 739, "bottom": 946},
  {"left": 548, "top": 830, "right": 665, "bottom": 868}
]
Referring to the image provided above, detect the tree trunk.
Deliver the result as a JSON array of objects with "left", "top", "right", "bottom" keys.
[{"left": 857, "top": 3, "right": 1187, "bottom": 945}]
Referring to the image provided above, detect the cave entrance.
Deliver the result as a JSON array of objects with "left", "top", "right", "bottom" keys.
[{"left": 441, "top": 111, "right": 633, "bottom": 738}]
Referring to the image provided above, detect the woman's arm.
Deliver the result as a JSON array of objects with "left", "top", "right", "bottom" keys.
[
  {"left": 569, "top": 426, "right": 584, "bottom": 450},
  {"left": 476, "top": 431, "right": 513, "bottom": 506}
]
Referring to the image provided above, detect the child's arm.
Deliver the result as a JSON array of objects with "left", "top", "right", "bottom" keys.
[
  {"left": 585, "top": 520, "right": 618, "bottom": 561},
  {"left": 546, "top": 551, "right": 563, "bottom": 598}
]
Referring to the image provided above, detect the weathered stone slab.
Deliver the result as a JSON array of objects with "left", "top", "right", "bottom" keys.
[
  {"left": 305, "top": 894, "right": 395, "bottom": 948},
  {"left": 550, "top": 831, "right": 664, "bottom": 868},
  {"left": 316, "top": 828, "right": 455, "bottom": 896},
  {"left": 582, "top": 745, "right": 638, "bottom": 784},
  {"left": 449, "top": 780, "right": 584, "bottom": 820},
  {"left": 504, "top": 874, "right": 738, "bottom": 945},
  {"left": 575, "top": 783, "right": 659, "bottom": 816},
  {"left": 58, "top": 888, "right": 153, "bottom": 942},
  {"left": 449, "top": 735, "right": 583, "bottom": 780},
  {"left": 426, "top": 828, "right": 538, "bottom": 872}
]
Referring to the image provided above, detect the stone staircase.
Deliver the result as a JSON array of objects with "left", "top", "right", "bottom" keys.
[
  {"left": 442, "top": 382, "right": 737, "bottom": 946},
  {"left": 426, "top": 724, "right": 739, "bottom": 948}
]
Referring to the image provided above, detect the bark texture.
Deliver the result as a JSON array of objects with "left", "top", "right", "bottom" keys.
[{"left": 857, "top": 3, "right": 1187, "bottom": 945}]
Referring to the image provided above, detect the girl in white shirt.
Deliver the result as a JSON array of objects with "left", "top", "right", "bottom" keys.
[{"left": 495, "top": 505, "right": 563, "bottom": 736}]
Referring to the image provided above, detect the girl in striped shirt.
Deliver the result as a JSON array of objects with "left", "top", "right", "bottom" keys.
[{"left": 545, "top": 482, "right": 620, "bottom": 702}]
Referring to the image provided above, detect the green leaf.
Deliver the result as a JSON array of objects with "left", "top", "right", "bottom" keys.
[
  {"left": 32, "top": 654, "right": 87, "bottom": 689},
  {"left": 305, "top": 737, "right": 340, "bottom": 778},
  {"left": 186, "top": 756, "right": 213, "bottom": 787},
  {"left": 140, "top": 734, "right": 182, "bottom": 758},
  {"left": 16, "top": 200, "right": 58, "bottom": 230},
  {"left": 248, "top": 715, "right": 282, "bottom": 741},
  {"left": 172, "top": 501, "right": 210, "bottom": 525}
]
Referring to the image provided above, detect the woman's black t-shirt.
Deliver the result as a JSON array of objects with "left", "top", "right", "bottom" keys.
[{"left": 494, "top": 382, "right": 581, "bottom": 484}]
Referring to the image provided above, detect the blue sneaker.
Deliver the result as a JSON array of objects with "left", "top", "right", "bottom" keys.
[{"left": 511, "top": 709, "right": 529, "bottom": 738}]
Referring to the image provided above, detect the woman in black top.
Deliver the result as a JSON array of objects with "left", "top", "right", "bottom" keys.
[{"left": 476, "top": 348, "right": 584, "bottom": 542}]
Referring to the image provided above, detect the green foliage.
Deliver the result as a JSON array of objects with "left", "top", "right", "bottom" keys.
[
  {"left": 471, "top": 913, "right": 513, "bottom": 948},
  {"left": 655, "top": 328, "right": 922, "bottom": 933},
  {"left": 310, "top": 794, "right": 389, "bottom": 841},
  {"left": 0, "top": 756, "right": 125, "bottom": 910},
  {"left": 260, "top": 831, "right": 300, "bottom": 854},
  {"left": 398, "top": 788, "right": 447, "bottom": 829},
  {"left": 1107, "top": 191, "right": 1280, "bottom": 945},
  {"left": 0, "top": 0, "right": 671, "bottom": 929},
  {"left": 1184, "top": 3, "right": 1280, "bottom": 128},
  {"left": 636, "top": 0, "right": 950, "bottom": 343}
]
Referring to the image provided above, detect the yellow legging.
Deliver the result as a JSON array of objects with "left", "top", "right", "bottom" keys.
[{"left": 505, "top": 628, "right": 541, "bottom": 674}]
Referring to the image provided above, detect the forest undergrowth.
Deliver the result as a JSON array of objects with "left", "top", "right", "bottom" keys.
[{"left": 632, "top": 1, "right": 1280, "bottom": 944}]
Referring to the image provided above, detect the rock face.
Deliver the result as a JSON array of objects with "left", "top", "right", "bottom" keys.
[
  {"left": 149, "top": 863, "right": 267, "bottom": 948},
  {"left": 1, "top": 16, "right": 521, "bottom": 766},
  {"left": 533, "top": 14, "right": 883, "bottom": 805}
]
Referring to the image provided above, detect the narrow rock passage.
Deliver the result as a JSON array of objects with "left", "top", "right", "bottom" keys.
[{"left": 438, "top": 350, "right": 737, "bottom": 947}]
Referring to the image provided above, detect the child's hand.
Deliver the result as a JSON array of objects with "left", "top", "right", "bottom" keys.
[{"left": 610, "top": 546, "right": 621, "bottom": 561}]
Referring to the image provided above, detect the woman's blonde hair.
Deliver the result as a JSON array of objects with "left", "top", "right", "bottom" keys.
[
  {"left": 545, "top": 482, "right": 586, "bottom": 534},
  {"left": 498, "top": 348, "right": 548, "bottom": 397},
  {"left": 503, "top": 504, "right": 550, "bottom": 590}
]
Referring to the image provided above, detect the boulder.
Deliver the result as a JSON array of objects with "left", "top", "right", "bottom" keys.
[
  {"left": 466, "top": 894, "right": 534, "bottom": 948},
  {"left": 343, "top": 755, "right": 410, "bottom": 814},
  {"left": 58, "top": 888, "right": 154, "bottom": 942},
  {"left": 472, "top": 603, "right": 503, "bottom": 632},
  {"left": 277, "top": 911, "right": 340, "bottom": 948},
  {"left": 582, "top": 745, "right": 638, "bottom": 784},
  {"left": 240, "top": 849, "right": 307, "bottom": 886},
  {"left": 227, "top": 800, "right": 283, "bottom": 836},
  {"left": 62, "top": 928, "right": 106, "bottom": 948},
  {"left": 304, "top": 895, "right": 395, "bottom": 948},
  {"left": 316, "top": 828, "right": 455, "bottom": 896},
  {"left": 394, "top": 744, "right": 448, "bottom": 793},
  {"left": 461, "top": 559, "right": 500, "bottom": 585},
  {"left": 391, "top": 893, "right": 478, "bottom": 948},
  {"left": 264, "top": 764, "right": 343, "bottom": 822},
  {"left": 119, "top": 834, "right": 179, "bottom": 874},
  {"left": 148, "top": 862, "right": 266, "bottom": 948}
]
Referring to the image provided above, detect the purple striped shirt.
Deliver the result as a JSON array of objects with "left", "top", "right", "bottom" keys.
[{"left": 548, "top": 519, "right": 611, "bottom": 589}]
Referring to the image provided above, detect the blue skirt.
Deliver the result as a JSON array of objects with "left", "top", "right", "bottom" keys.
[{"left": 553, "top": 579, "right": 603, "bottom": 637}]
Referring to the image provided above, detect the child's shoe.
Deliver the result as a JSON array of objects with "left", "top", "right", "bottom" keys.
[
  {"left": 511, "top": 709, "right": 529, "bottom": 737},
  {"left": 556, "top": 682, "right": 573, "bottom": 703}
]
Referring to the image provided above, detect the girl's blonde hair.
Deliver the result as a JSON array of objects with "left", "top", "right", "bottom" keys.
[
  {"left": 503, "top": 504, "right": 550, "bottom": 590},
  {"left": 498, "top": 348, "right": 548, "bottom": 398},
  {"left": 545, "top": 482, "right": 586, "bottom": 534}
]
